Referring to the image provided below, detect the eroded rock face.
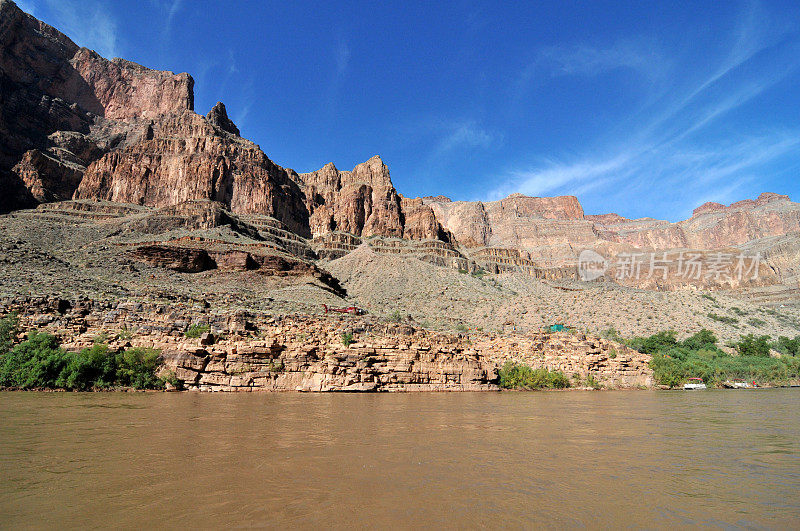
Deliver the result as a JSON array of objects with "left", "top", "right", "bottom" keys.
[
  {"left": 0, "top": 0, "right": 193, "bottom": 213},
  {"left": 2, "top": 0, "right": 799, "bottom": 297},
  {"left": 296, "top": 156, "right": 404, "bottom": 238},
  {"left": 2, "top": 296, "right": 653, "bottom": 391},
  {"left": 74, "top": 111, "right": 312, "bottom": 237},
  {"left": 206, "top": 101, "right": 240, "bottom": 136}
]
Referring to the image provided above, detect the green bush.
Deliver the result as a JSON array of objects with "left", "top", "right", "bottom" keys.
[
  {"left": 185, "top": 324, "right": 210, "bottom": 338},
  {"left": 340, "top": 332, "right": 354, "bottom": 347},
  {"left": 498, "top": 362, "right": 570, "bottom": 389},
  {"left": 57, "top": 343, "right": 117, "bottom": 390},
  {"left": 0, "top": 312, "right": 19, "bottom": 355},
  {"left": 775, "top": 336, "right": 800, "bottom": 356},
  {"left": 0, "top": 332, "right": 165, "bottom": 390},
  {"left": 115, "top": 347, "right": 163, "bottom": 389},
  {"left": 735, "top": 334, "right": 771, "bottom": 357},
  {"left": 682, "top": 329, "right": 717, "bottom": 351},
  {"left": 0, "top": 332, "right": 68, "bottom": 389},
  {"left": 629, "top": 329, "right": 800, "bottom": 387},
  {"left": 628, "top": 330, "right": 678, "bottom": 355}
]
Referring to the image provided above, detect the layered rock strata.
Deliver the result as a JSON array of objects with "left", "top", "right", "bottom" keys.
[{"left": 0, "top": 296, "right": 653, "bottom": 391}]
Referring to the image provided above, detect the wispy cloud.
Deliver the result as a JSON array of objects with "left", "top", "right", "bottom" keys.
[
  {"left": 335, "top": 40, "right": 350, "bottom": 78},
  {"left": 43, "top": 0, "right": 119, "bottom": 58},
  {"left": 434, "top": 120, "right": 499, "bottom": 156},
  {"left": 514, "top": 38, "right": 668, "bottom": 103},
  {"left": 165, "top": 0, "right": 184, "bottom": 30},
  {"left": 14, "top": 0, "right": 38, "bottom": 17},
  {"left": 493, "top": 2, "right": 800, "bottom": 220},
  {"left": 324, "top": 38, "right": 351, "bottom": 117},
  {"left": 538, "top": 39, "right": 667, "bottom": 80}
]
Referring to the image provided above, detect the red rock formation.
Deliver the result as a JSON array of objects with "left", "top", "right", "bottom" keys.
[
  {"left": 296, "top": 156, "right": 406, "bottom": 239},
  {"left": 400, "top": 197, "right": 450, "bottom": 241},
  {"left": 585, "top": 213, "right": 629, "bottom": 225},
  {"left": 74, "top": 111, "right": 312, "bottom": 237},
  {"left": 0, "top": 0, "right": 192, "bottom": 212}
]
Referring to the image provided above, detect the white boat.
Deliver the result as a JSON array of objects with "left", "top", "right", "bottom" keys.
[
  {"left": 684, "top": 378, "right": 707, "bottom": 390},
  {"left": 732, "top": 380, "right": 752, "bottom": 389}
]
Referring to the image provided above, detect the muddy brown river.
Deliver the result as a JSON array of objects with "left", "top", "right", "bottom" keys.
[{"left": 1, "top": 390, "right": 799, "bottom": 528}]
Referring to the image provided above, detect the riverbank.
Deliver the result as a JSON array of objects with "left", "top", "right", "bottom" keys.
[
  {"left": 0, "top": 296, "right": 652, "bottom": 391},
  {"left": 3, "top": 296, "right": 797, "bottom": 392}
]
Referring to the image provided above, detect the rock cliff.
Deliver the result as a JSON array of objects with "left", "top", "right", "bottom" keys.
[
  {"left": 2, "top": 0, "right": 799, "bottom": 299},
  {"left": 0, "top": 0, "right": 193, "bottom": 213}
]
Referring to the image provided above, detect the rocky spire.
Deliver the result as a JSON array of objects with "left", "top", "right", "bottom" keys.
[{"left": 206, "top": 102, "right": 240, "bottom": 136}]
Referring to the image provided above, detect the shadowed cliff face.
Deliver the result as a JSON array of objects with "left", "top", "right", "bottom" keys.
[{"left": 0, "top": 0, "right": 194, "bottom": 213}]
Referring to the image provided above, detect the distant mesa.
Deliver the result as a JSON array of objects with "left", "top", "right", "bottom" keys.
[
  {"left": 422, "top": 196, "right": 452, "bottom": 204},
  {"left": 584, "top": 213, "right": 629, "bottom": 225},
  {"left": 692, "top": 193, "right": 791, "bottom": 217}
]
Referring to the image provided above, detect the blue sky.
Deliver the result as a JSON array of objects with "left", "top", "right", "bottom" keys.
[{"left": 16, "top": 0, "right": 800, "bottom": 221}]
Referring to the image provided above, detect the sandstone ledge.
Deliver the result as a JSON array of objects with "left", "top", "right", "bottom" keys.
[{"left": 1, "top": 296, "right": 654, "bottom": 392}]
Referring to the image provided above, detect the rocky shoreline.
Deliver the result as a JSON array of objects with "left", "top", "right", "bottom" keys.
[{"left": 0, "top": 296, "right": 653, "bottom": 392}]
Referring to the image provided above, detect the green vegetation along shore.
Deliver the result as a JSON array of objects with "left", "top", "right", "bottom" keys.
[
  {"left": 0, "top": 313, "right": 171, "bottom": 391},
  {"left": 621, "top": 329, "right": 800, "bottom": 388}
]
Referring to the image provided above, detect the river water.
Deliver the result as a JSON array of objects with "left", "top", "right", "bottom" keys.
[{"left": 1, "top": 390, "right": 799, "bottom": 529}]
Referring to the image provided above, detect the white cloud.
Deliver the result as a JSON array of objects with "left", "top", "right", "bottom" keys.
[
  {"left": 492, "top": 2, "right": 800, "bottom": 219},
  {"left": 335, "top": 41, "right": 350, "bottom": 77},
  {"left": 537, "top": 39, "right": 667, "bottom": 80},
  {"left": 435, "top": 121, "right": 498, "bottom": 155},
  {"left": 14, "top": 0, "right": 38, "bottom": 17},
  {"left": 43, "top": 0, "right": 119, "bottom": 58}
]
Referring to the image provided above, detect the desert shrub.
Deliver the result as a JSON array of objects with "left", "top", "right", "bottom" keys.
[
  {"left": 0, "top": 312, "right": 20, "bottom": 355},
  {"left": 735, "top": 334, "right": 771, "bottom": 357},
  {"left": 585, "top": 373, "right": 602, "bottom": 389},
  {"left": 628, "top": 330, "right": 678, "bottom": 355},
  {"left": 388, "top": 310, "right": 403, "bottom": 323},
  {"left": 115, "top": 347, "right": 163, "bottom": 389},
  {"left": 708, "top": 312, "right": 738, "bottom": 325},
  {"left": 185, "top": 324, "right": 210, "bottom": 338},
  {"left": 340, "top": 332, "right": 354, "bottom": 347},
  {"left": 57, "top": 343, "right": 117, "bottom": 390},
  {"left": 0, "top": 332, "right": 68, "bottom": 389},
  {"left": 701, "top": 293, "right": 717, "bottom": 303},
  {"left": 601, "top": 327, "right": 624, "bottom": 343},
  {"left": 498, "top": 362, "right": 570, "bottom": 389},
  {"left": 117, "top": 326, "right": 134, "bottom": 341}
]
